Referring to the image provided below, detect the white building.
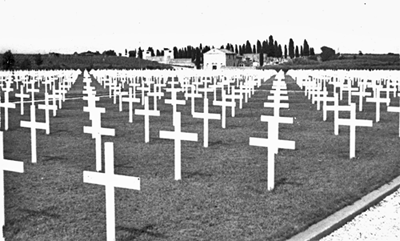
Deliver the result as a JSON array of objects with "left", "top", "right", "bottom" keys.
[{"left": 203, "top": 48, "right": 239, "bottom": 70}]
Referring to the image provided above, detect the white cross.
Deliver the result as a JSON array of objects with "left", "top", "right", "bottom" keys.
[
  {"left": 83, "top": 142, "right": 140, "bottom": 241},
  {"left": 83, "top": 109, "right": 115, "bottom": 172},
  {"left": 20, "top": 105, "right": 47, "bottom": 163},
  {"left": 26, "top": 81, "right": 39, "bottom": 105},
  {"left": 135, "top": 96, "right": 160, "bottom": 143},
  {"left": 0, "top": 131, "right": 24, "bottom": 241},
  {"left": 324, "top": 93, "right": 352, "bottom": 135},
  {"left": 213, "top": 90, "right": 235, "bottom": 129},
  {"left": 0, "top": 83, "right": 16, "bottom": 131},
  {"left": 388, "top": 94, "right": 400, "bottom": 137},
  {"left": 193, "top": 96, "right": 221, "bottom": 147},
  {"left": 137, "top": 83, "right": 150, "bottom": 105},
  {"left": 14, "top": 84, "right": 29, "bottom": 116},
  {"left": 159, "top": 112, "right": 198, "bottom": 180},
  {"left": 38, "top": 93, "right": 57, "bottom": 134},
  {"left": 118, "top": 90, "right": 128, "bottom": 112},
  {"left": 351, "top": 83, "right": 371, "bottom": 112},
  {"left": 225, "top": 86, "right": 242, "bottom": 117},
  {"left": 147, "top": 90, "right": 164, "bottom": 111},
  {"left": 184, "top": 86, "right": 202, "bottom": 115},
  {"left": 337, "top": 103, "right": 373, "bottom": 159},
  {"left": 249, "top": 115, "right": 295, "bottom": 191},
  {"left": 165, "top": 88, "right": 186, "bottom": 126},
  {"left": 366, "top": 86, "right": 390, "bottom": 122},
  {"left": 122, "top": 87, "right": 140, "bottom": 123}
]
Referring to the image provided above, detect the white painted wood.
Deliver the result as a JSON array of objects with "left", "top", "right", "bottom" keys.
[
  {"left": 135, "top": 96, "right": 160, "bottom": 143},
  {"left": 159, "top": 112, "right": 198, "bottom": 180},
  {"left": 83, "top": 142, "right": 140, "bottom": 241}
]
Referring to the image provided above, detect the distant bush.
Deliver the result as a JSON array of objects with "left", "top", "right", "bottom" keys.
[
  {"left": 2, "top": 50, "right": 15, "bottom": 70},
  {"left": 20, "top": 58, "right": 32, "bottom": 70},
  {"left": 35, "top": 54, "right": 43, "bottom": 66},
  {"left": 320, "top": 46, "right": 337, "bottom": 61}
]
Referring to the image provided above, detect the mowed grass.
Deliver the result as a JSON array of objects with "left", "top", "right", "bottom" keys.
[{"left": 2, "top": 73, "right": 400, "bottom": 240}]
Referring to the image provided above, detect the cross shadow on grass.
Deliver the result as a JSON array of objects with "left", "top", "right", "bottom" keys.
[
  {"left": 117, "top": 224, "right": 167, "bottom": 241},
  {"left": 183, "top": 171, "right": 213, "bottom": 179}
]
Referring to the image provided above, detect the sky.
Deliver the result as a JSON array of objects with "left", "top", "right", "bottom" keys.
[{"left": 0, "top": 0, "right": 398, "bottom": 55}]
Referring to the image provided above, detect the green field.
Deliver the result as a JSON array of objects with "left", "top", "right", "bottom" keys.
[
  {"left": 0, "top": 54, "right": 172, "bottom": 71},
  {"left": 2, "top": 73, "right": 400, "bottom": 240}
]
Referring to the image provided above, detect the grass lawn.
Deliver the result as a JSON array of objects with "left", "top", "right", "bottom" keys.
[{"left": 2, "top": 73, "right": 400, "bottom": 240}]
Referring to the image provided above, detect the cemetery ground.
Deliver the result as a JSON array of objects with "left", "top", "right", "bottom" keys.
[{"left": 3, "top": 74, "right": 400, "bottom": 240}]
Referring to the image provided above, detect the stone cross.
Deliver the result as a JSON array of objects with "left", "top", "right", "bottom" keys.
[
  {"left": 20, "top": 105, "right": 47, "bottom": 163},
  {"left": 0, "top": 131, "right": 24, "bottom": 241},
  {"left": 159, "top": 112, "right": 198, "bottom": 180},
  {"left": 135, "top": 96, "right": 160, "bottom": 143},
  {"left": 83, "top": 142, "right": 140, "bottom": 241},
  {"left": 193, "top": 96, "right": 221, "bottom": 147},
  {"left": 337, "top": 103, "right": 373, "bottom": 158}
]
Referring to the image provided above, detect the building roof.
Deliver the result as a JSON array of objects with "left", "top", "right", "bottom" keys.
[{"left": 204, "top": 48, "right": 237, "bottom": 55}]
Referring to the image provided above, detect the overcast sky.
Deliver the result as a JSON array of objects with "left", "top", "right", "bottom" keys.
[{"left": 0, "top": 0, "right": 398, "bottom": 54}]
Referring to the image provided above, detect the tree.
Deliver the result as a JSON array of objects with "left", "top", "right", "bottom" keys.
[
  {"left": 173, "top": 47, "right": 178, "bottom": 58},
  {"left": 259, "top": 48, "right": 264, "bottom": 67},
  {"left": 147, "top": 47, "right": 155, "bottom": 57},
  {"left": 125, "top": 49, "right": 127, "bottom": 56},
  {"left": 295, "top": 46, "right": 299, "bottom": 58},
  {"left": 273, "top": 41, "right": 279, "bottom": 57},
  {"left": 138, "top": 47, "right": 143, "bottom": 59},
  {"left": 320, "top": 46, "right": 336, "bottom": 61},
  {"left": 300, "top": 46, "right": 304, "bottom": 56},
  {"left": 20, "top": 58, "right": 31, "bottom": 70},
  {"left": 103, "top": 50, "right": 117, "bottom": 56},
  {"left": 267, "top": 35, "right": 274, "bottom": 57},
  {"left": 235, "top": 44, "right": 238, "bottom": 54},
  {"left": 256, "top": 40, "right": 262, "bottom": 53},
  {"left": 128, "top": 50, "right": 136, "bottom": 58},
  {"left": 284, "top": 45, "right": 288, "bottom": 59},
  {"left": 245, "top": 40, "right": 252, "bottom": 54},
  {"left": 253, "top": 45, "right": 256, "bottom": 54},
  {"left": 289, "top": 39, "right": 295, "bottom": 59},
  {"left": 278, "top": 44, "right": 283, "bottom": 58},
  {"left": 2, "top": 50, "right": 15, "bottom": 70},
  {"left": 35, "top": 53, "right": 43, "bottom": 66},
  {"left": 195, "top": 47, "right": 201, "bottom": 69},
  {"left": 262, "top": 40, "right": 268, "bottom": 53},
  {"left": 303, "top": 40, "right": 310, "bottom": 56},
  {"left": 310, "top": 48, "right": 315, "bottom": 56}
]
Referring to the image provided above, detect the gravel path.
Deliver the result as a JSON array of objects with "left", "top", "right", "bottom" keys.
[{"left": 321, "top": 189, "right": 400, "bottom": 241}]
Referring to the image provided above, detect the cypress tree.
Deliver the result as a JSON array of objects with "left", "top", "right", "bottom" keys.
[
  {"left": 195, "top": 47, "right": 201, "bottom": 69},
  {"left": 268, "top": 35, "right": 274, "bottom": 57},
  {"left": 235, "top": 44, "right": 238, "bottom": 54},
  {"left": 259, "top": 48, "right": 264, "bottom": 67},
  {"left": 278, "top": 44, "right": 283, "bottom": 58},
  {"left": 289, "top": 39, "right": 295, "bottom": 59},
  {"left": 245, "top": 41, "right": 252, "bottom": 54},
  {"left": 256, "top": 40, "right": 262, "bottom": 53},
  {"left": 253, "top": 45, "right": 256, "bottom": 54},
  {"left": 300, "top": 46, "right": 304, "bottom": 57},
  {"left": 303, "top": 40, "right": 310, "bottom": 56},
  {"left": 295, "top": 46, "right": 299, "bottom": 58},
  {"left": 310, "top": 48, "right": 315, "bottom": 55},
  {"left": 284, "top": 45, "right": 288, "bottom": 59}
]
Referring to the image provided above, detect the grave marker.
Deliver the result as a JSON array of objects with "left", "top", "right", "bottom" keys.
[
  {"left": 122, "top": 87, "right": 140, "bottom": 123},
  {"left": 38, "top": 93, "right": 58, "bottom": 134},
  {"left": 337, "top": 103, "right": 373, "bottom": 158},
  {"left": 0, "top": 83, "right": 16, "bottom": 131},
  {"left": 83, "top": 142, "right": 140, "bottom": 241},
  {"left": 159, "top": 112, "right": 198, "bottom": 180},
  {"left": 20, "top": 105, "right": 47, "bottom": 163},
  {"left": 0, "top": 131, "right": 24, "bottom": 241},
  {"left": 193, "top": 96, "right": 221, "bottom": 147},
  {"left": 135, "top": 96, "right": 160, "bottom": 143},
  {"left": 15, "top": 86, "right": 29, "bottom": 115}
]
